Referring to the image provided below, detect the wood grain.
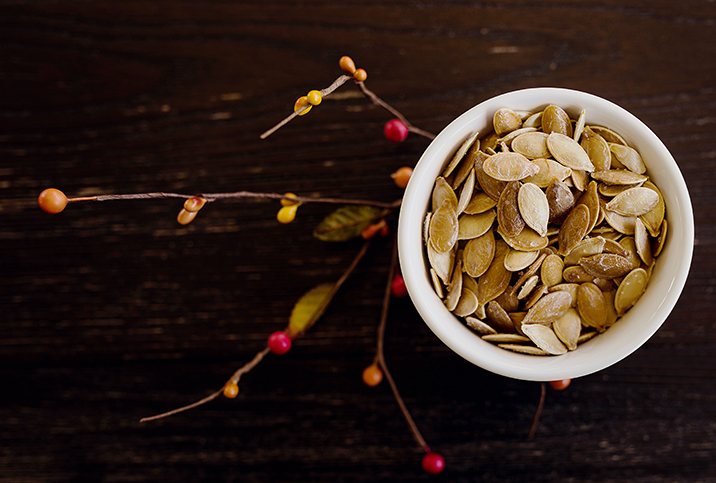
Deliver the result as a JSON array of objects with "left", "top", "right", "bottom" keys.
[{"left": 2, "top": 1, "right": 715, "bottom": 481}]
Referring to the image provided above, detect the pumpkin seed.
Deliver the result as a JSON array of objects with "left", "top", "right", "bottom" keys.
[
  {"left": 591, "top": 169, "right": 648, "bottom": 185},
  {"left": 428, "top": 243, "right": 455, "bottom": 284},
  {"left": 522, "top": 291, "right": 572, "bottom": 326},
  {"left": 432, "top": 177, "right": 458, "bottom": 212},
  {"left": 563, "top": 265, "right": 595, "bottom": 283},
  {"left": 504, "top": 249, "right": 540, "bottom": 272},
  {"left": 553, "top": 308, "right": 581, "bottom": 350},
  {"left": 634, "top": 218, "right": 654, "bottom": 266},
  {"left": 522, "top": 324, "right": 568, "bottom": 355},
  {"left": 558, "top": 204, "right": 590, "bottom": 255},
  {"left": 581, "top": 126, "right": 611, "bottom": 171},
  {"left": 542, "top": 105, "right": 573, "bottom": 137},
  {"left": 458, "top": 210, "right": 496, "bottom": 240},
  {"left": 522, "top": 111, "right": 543, "bottom": 129},
  {"left": 430, "top": 268, "right": 444, "bottom": 298},
  {"left": 454, "top": 287, "right": 479, "bottom": 317},
  {"left": 477, "top": 248, "right": 511, "bottom": 305},
  {"left": 498, "top": 226, "right": 550, "bottom": 251},
  {"left": 497, "top": 181, "right": 525, "bottom": 237},
  {"left": 483, "top": 152, "right": 540, "bottom": 181},
  {"left": 579, "top": 253, "right": 633, "bottom": 279},
  {"left": 573, "top": 109, "right": 587, "bottom": 142},
  {"left": 577, "top": 330, "right": 598, "bottom": 344},
  {"left": 466, "top": 316, "right": 497, "bottom": 335},
  {"left": 498, "top": 343, "right": 550, "bottom": 356},
  {"left": 546, "top": 179, "right": 575, "bottom": 224},
  {"left": 614, "top": 268, "right": 648, "bottom": 316},
  {"left": 639, "top": 180, "right": 665, "bottom": 237},
  {"left": 464, "top": 191, "right": 498, "bottom": 214},
  {"left": 541, "top": 254, "right": 564, "bottom": 286},
  {"left": 456, "top": 169, "right": 476, "bottom": 214},
  {"left": 429, "top": 200, "right": 459, "bottom": 252},
  {"left": 518, "top": 182, "right": 550, "bottom": 236},
  {"left": 571, "top": 169, "right": 589, "bottom": 191},
  {"left": 498, "top": 127, "right": 538, "bottom": 146},
  {"left": 606, "top": 187, "right": 659, "bottom": 216},
  {"left": 547, "top": 132, "right": 595, "bottom": 172},
  {"left": 443, "top": 131, "right": 480, "bottom": 178},
  {"left": 653, "top": 219, "right": 667, "bottom": 257},
  {"left": 485, "top": 301, "right": 516, "bottom": 333},
  {"left": 463, "top": 230, "right": 496, "bottom": 278},
  {"left": 474, "top": 150, "right": 507, "bottom": 200},
  {"left": 517, "top": 275, "right": 540, "bottom": 300},
  {"left": 577, "top": 282, "right": 607, "bottom": 332},
  {"left": 445, "top": 260, "right": 464, "bottom": 311},
  {"left": 484, "top": 333, "right": 529, "bottom": 343},
  {"left": 511, "top": 132, "right": 551, "bottom": 159},
  {"left": 588, "top": 125, "right": 628, "bottom": 145},
  {"left": 493, "top": 108, "right": 522, "bottom": 136},
  {"left": 609, "top": 143, "right": 646, "bottom": 174},
  {"left": 549, "top": 283, "right": 579, "bottom": 307},
  {"left": 563, "top": 236, "right": 606, "bottom": 266},
  {"left": 602, "top": 202, "right": 637, "bottom": 235},
  {"left": 523, "top": 158, "right": 572, "bottom": 188}
]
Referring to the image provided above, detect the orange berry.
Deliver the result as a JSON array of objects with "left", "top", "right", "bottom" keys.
[
  {"left": 277, "top": 204, "right": 298, "bottom": 224},
  {"left": 280, "top": 192, "right": 300, "bottom": 207},
  {"left": 379, "top": 223, "right": 390, "bottom": 237},
  {"left": 177, "top": 208, "right": 197, "bottom": 225},
  {"left": 339, "top": 56, "right": 356, "bottom": 74},
  {"left": 391, "top": 167, "right": 413, "bottom": 189},
  {"left": 38, "top": 188, "right": 68, "bottom": 214},
  {"left": 183, "top": 197, "right": 207, "bottom": 212},
  {"left": 294, "top": 96, "right": 312, "bottom": 116},
  {"left": 361, "top": 219, "right": 386, "bottom": 240},
  {"left": 223, "top": 383, "right": 239, "bottom": 399},
  {"left": 353, "top": 68, "right": 367, "bottom": 82},
  {"left": 362, "top": 364, "right": 383, "bottom": 387},
  {"left": 549, "top": 379, "right": 571, "bottom": 390},
  {"left": 306, "top": 90, "right": 322, "bottom": 106}
]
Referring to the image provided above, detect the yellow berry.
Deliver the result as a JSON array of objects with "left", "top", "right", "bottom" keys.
[
  {"left": 183, "top": 197, "right": 207, "bottom": 212},
  {"left": 277, "top": 204, "right": 298, "bottom": 224},
  {"left": 339, "top": 56, "right": 357, "bottom": 75},
  {"left": 306, "top": 90, "right": 322, "bottom": 106},
  {"left": 38, "top": 188, "right": 68, "bottom": 214},
  {"left": 177, "top": 208, "right": 197, "bottom": 225},
  {"left": 353, "top": 68, "right": 367, "bottom": 82},
  {"left": 223, "top": 383, "right": 239, "bottom": 399},
  {"left": 294, "top": 96, "right": 312, "bottom": 116},
  {"left": 280, "top": 192, "right": 300, "bottom": 207}
]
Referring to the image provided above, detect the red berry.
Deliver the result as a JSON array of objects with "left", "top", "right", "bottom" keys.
[
  {"left": 384, "top": 119, "right": 409, "bottom": 142},
  {"left": 38, "top": 188, "right": 68, "bottom": 214},
  {"left": 268, "top": 331, "right": 292, "bottom": 355},
  {"left": 549, "top": 379, "right": 571, "bottom": 390},
  {"left": 391, "top": 274, "right": 408, "bottom": 298},
  {"left": 379, "top": 223, "right": 390, "bottom": 237},
  {"left": 362, "top": 364, "right": 383, "bottom": 387},
  {"left": 422, "top": 452, "right": 445, "bottom": 475}
]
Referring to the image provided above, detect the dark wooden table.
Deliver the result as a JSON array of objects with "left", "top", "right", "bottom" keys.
[{"left": 2, "top": 2, "right": 715, "bottom": 481}]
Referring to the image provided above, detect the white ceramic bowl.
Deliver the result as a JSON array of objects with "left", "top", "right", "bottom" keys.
[{"left": 398, "top": 87, "right": 693, "bottom": 381}]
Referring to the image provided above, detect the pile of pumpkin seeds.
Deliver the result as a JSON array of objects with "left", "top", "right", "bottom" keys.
[{"left": 425, "top": 105, "right": 667, "bottom": 356}]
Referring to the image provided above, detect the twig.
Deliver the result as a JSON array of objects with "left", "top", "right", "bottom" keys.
[
  {"left": 355, "top": 82, "right": 436, "bottom": 141},
  {"left": 68, "top": 191, "right": 400, "bottom": 209},
  {"left": 140, "top": 238, "right": 373, "bottom": 423},
  {"left": 376, "top": 239, "right": 430, "bottom": 452},
  {"left": 260, "top": 74, "right": 353, "bottom": 139},
  {"left": 528, "top": 382, "right": 547, "bottom": 439}
]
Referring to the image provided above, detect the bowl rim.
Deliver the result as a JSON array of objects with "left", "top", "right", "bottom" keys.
[{"left": 397, "top": 87, "right": 694, "bottom": 381}]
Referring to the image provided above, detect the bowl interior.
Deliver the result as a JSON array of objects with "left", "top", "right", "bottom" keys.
[{"left": 398, "top": 87, "right": 694, "bottom": 381}]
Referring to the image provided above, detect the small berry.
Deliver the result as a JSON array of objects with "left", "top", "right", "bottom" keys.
[
  {"left": 339, "top": 56, "right": 357, "bottom": 75},
  {"left": 549, "top": 379, "right": 571, "bottom": 390},
  {"left": 280, "top": 192, "right": 300, "bottom": 207},
  {"left": 223, "top": 383, "right": 239, "bottom": 399},
  {"left": 353, "top": 68, "right": 367, "bottom": 82},
  {"left": 183, "top": 197, "right": 207, "bottom": 212},
  {"left": 277, "top": 204, "right": 298, "bottom": 224},
  {"left": 362, "top": 364, "right": 383, "bottom": 387},
  {"left": 294, "top": 96, "right": 312, "bottom": 116},
  {"left": 379, "top": 223, "right": 390, "bottom": 237},
  {"left": 391, "top": 166, "right": 413, "bottom": 189},
  {"left": 384, "top": 119, "right": 409, "bottom": 143},
  {"left": 306, "top": 90, "right": 322, "bottom": 106},
  {"left": 422, "top": 452, "right": 445, "bottom": 475},
  {"left": 268, "top": 331, "right": 292, "bottom": 355},
  {"left": 177, "top": 208, "right": 197, "bottom": 225},
  {"left": 391, "top": 273, "right": 408, "bottom": 298},
  {"left": 38, "top": 188, "right": 68, "bottom": 214}
]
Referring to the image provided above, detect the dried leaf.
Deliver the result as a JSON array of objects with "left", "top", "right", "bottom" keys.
[
  {"left": 289, "top": 283, "right": 334, "bottom": 336},
  {"left": 313, "top": 205, "right": 383, "bottom": 242}
]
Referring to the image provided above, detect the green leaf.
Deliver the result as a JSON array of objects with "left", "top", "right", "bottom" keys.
[
  {"left": 288, "top": 283, "right": 334, "bottom": 336},
  {"left": 313, "top": 205, "right": 383, "bottom": 242}
]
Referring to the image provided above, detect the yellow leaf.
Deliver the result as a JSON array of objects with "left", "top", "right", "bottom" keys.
[{"left": 288, "top": 283, "right": 334, "bottom": 336}]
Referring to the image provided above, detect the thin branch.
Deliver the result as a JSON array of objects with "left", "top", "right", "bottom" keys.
[
  {"left": 68, "top": 191, "right": 401, "bottom": 209},
  {"left": 355, "top": 82, "right": 436, "bottom": 141},
  {"left": 140, "top": 239, "right": 373, "bottom": 423},
  {"left": 376, "top": 240, "right": 430, "bottom": 452},
  {"left": 528, "top": 382, "right": 547, "bottom": 439},
  {"left": 260, "top": 74, "right": 353, "bottom": 139}
]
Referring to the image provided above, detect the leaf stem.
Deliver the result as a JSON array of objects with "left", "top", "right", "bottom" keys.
[{"left": 376, "top": 239, "right": 430, "bottom": 452}]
